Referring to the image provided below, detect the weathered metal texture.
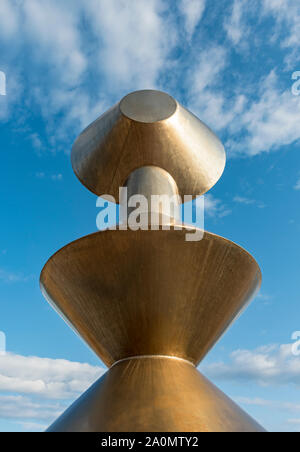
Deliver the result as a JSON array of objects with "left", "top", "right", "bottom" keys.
[
  {"left": 47, "top": 357, "right": 265, "bottom": 432},
  {"left": 40, "top": 228, "right": 261, "bottom": 368},
  {"left": 71, "top": 90, "right": 226, "bottom": 202}
]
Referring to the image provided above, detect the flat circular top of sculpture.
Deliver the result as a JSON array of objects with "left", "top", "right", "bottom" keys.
[{"left": 120, "top": 90, "right": 177, "bottom": 123}]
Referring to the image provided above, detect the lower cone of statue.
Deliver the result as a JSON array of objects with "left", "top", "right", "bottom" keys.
[{"left": 47, "top": 357, "right": 265, "bottom": 432}]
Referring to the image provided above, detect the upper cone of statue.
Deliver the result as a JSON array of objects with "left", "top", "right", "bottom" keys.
[{"left": 71, "top": 90, "right": 226, "bottom": 202}]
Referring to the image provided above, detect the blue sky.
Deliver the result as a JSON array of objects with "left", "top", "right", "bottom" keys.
[{"left": 0, "top": 0, "right": 300, "bottom": 432}]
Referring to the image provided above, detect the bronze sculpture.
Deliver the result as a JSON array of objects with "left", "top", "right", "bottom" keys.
[{"left": 41, "top": 90, "right": 265, "bottom": 432}]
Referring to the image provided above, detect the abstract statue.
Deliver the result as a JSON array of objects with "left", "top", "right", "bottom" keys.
[{"left": 41, "top": 90, "right": 265, "bottom": 432}]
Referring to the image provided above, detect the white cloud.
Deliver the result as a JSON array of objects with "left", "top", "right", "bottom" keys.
[
  {"left": 205, "top": 194, "right": 231, "bottom": 218},
  {"left": 86, "top": 0, "right": 176, "bottom": 88},
  {"left": 178, "top": 0, "right": 206, "bottom": 38},
  {"left": 186, "top": 45, "right": 245, "bottom": 132},
  {"left": 262, "top": 0, "right": 300, "bottom": 58},
  {"left": 23, "top": 0, "right": 86, "bottom": 86},
  {"left": 235, "top": 396, "right": 300, "bottom": 413},
  {"left": 1, "top": 0, "right": 300, "bottom": 158},
  {"left": 0, "top": 353, "right": 105, "bottom": 430},
  {"left": 189, "top": 46, "right": 227, "bottom": 94},
  {"left": 0, "top": 0, "right": 177, "bottom": 132},
  {"left": 234, "top": 196, "right": 256, "bottom": 205},
  {"left": 186, "top": 34, "right": 300, "bottom": 157},
  {"left": 186, "top": 45, "right": 257, "bottom": 139},
  {"left": 204, "top": 69, "right": 300, "bottom": 156},
  {"left": 30, "top": 134, "right": 43, "bottom": 153},
  {"left": 287, "top": 418, "right": 300, "bottom": 425},
  {"left": 17, "top": 421, "right": 47, "bottom": 432},
  {"left": 0, "top": 353, "right": 104, "bottom": 399},
  {"left": 224, "top": 0, "right": 300, "bottom": 61},
  {"left": 0, "top": 395, "right": 62, "bottom": 423},
  {"left": 233, "top": 196, "right": 265, "bottom": 209},
  {"left": 224, "top": 0, "right": 249, "bottom": 46},
  {"left": 203, "top": 343, "right": 300, "bottom": 386},
  {"left": 0, "top": 0, "right": 19, "bottom": 39},
  {"left": 232, "top": 71, "right": 300, "bottom": 155}
]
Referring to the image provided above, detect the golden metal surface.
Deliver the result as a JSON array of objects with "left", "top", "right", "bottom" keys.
[
  {"left": 40, "top": 228, "right": 261, "bottom": 368},
  {"left": 71, "top": 90, "right": 226, "bottom": 201},
  {"left": 41, "top": 88, "right": 265, "bottom": 432},
  {"left": 47, "top": 358, "right": 265, "bottom": 432}
]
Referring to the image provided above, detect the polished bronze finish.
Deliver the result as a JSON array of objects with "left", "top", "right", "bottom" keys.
[
  {"left": 41, "top": 89, "right": 265, "bottom": 432},
  {"left": 47, "top": 358, "right": 265, "bottom": 432},
  {"left": 124, "top": 166, "right": 181, "bottom": 225},
  {"left": 41, "top": 229, "right": 261, "bottom": 368},
  {"left": 71, "top": 90, "right": 226, "bottom": 202}
]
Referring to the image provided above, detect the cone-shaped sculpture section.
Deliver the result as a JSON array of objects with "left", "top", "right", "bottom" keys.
[
  {"left": 71, "top": 90, "right": 226, "bottom": 201},
  {"left": 47, "top": 358, "right": 265, "bottom": 432},
  {"left": 40, "top": 228, "right": 261, "bottom": 368}
]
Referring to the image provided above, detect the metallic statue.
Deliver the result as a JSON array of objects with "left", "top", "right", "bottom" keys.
[{"left": 40, "top": 90, "right": 265, "bottom": 432}]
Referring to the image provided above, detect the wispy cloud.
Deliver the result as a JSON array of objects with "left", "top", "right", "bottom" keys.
[
  {"left": 256, "top": 293, "right": 273, "bottom": 306},
  {"left": 0, "top": 0, "right": 178, "bottom": 142},
  {"left": 51, "top": 174, "right": 63, "bottom": 182},
  {"left": 30, "top": 134, "right": 43, "bottom": 153},
  {"left": 35, "top": 173, "right": 63, "bottom": 182},
  {"left": 287, "top": 418, "right": 300, "bottom": 425},
  {"left": 178, "top": 0, "right": 206, "bottom": 38},
  {"left": 17, "top": 421, "right": 47, "bottom": 433},
  {"left": 234, "top": 196, "right": 265, "bottom": 208},
  {"left": 1, "top": 0, "right": 300, "bottom": 159},
  {"left": 224, "top": 0, "right": 250, "bottom": 46},
  {"left": 225, "top": 71, "right": 300, "bottom": 156},
  {"left": 205, "top": 194, "right": 231, "bottom": 219},
  {"left": 262, "top": 0, "right": 300, "bottom": 66},
  {"left": 234, "top": 196, "right": 256, "bottom": 205},
  {"left": 0, "top": 0, "right": 19, "bottom": 39},
  {"left": 224, "top": 0, "right": 300, "bottom": 66},
  {"left": 202, "top": 343, "right": 300, "bottom": 386},
  {"left": 235, "top": 396, "right": 300, "bottom": 413},
  {"left": 0, "top": 269, "right": 30, "bottom": 284}
]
